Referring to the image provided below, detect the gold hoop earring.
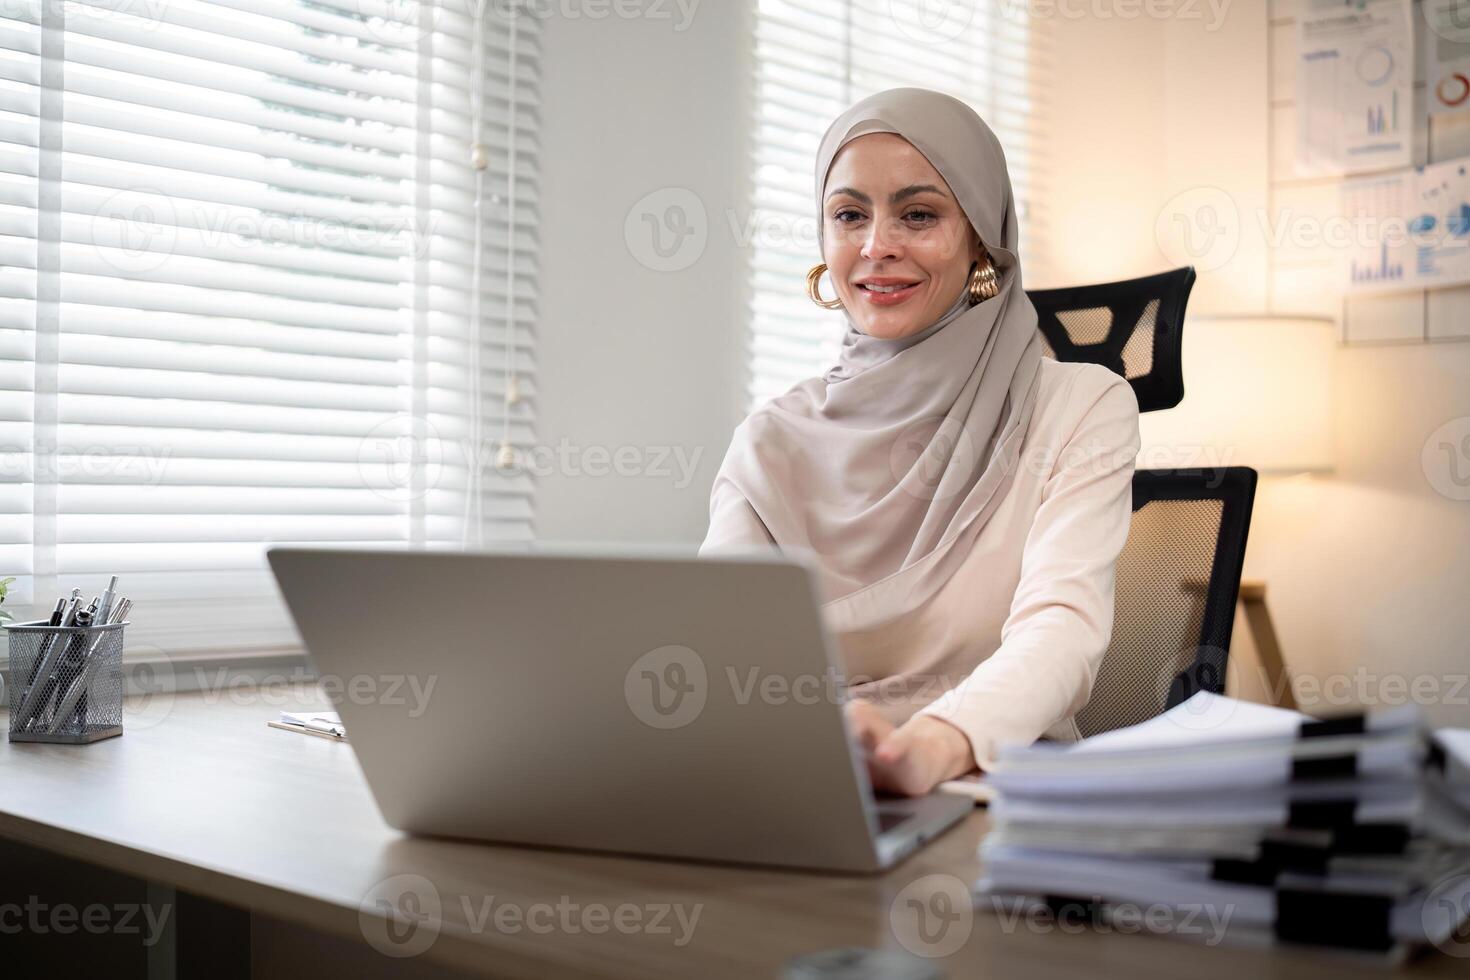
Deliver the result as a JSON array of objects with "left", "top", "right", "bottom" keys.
[
  {"left": 806, "top": 263, "right": 843, "bottom": 310},
  {"left": 968, "top": 257, "right": 1000, "bottom": 304}
]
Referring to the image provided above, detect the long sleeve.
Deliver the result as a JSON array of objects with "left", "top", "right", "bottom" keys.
[
  {"left": 917, "top": 368, "right": 1141, "bottom": 769},
  {"left": 699, "top": 477, "right": 776, "bottom": 555}
]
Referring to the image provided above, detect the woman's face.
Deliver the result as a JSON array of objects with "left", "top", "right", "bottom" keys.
[{"left": 821, "top": 133, "right": 981, "bottom": 340}]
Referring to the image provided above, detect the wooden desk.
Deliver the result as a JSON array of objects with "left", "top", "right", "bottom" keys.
[{"left": 1, "top": 688, "right": 1466, "bottom": 979}]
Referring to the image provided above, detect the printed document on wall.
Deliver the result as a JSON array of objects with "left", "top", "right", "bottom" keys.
[
  {"left": 1425, "top": 0, "right": 1470, "bottom": 116},
  {"left": 1342, "top": 157, "right": 1470, "bottom": 293},
  {"left": 1296, "top": 0, "right": 1413, "bottom": 176}
]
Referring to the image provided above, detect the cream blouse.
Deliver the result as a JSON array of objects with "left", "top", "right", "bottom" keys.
[{"left": 700, "top": 358, "right": 1141, "bottom": 768}]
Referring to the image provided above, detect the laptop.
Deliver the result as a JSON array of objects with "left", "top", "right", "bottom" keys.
[{"left": 266, "top": 546, "right": 973, "bottom": 872}]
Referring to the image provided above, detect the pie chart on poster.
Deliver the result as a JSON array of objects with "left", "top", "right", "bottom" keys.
[
  {"left": 1357, "top": 45, "right": 1393, "bottom": 85},
  {"left": 1438, "top": 73, "right": 1470, "bottom": 108}
]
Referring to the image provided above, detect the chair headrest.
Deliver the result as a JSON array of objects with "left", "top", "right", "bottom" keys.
[{"left": 1026, "top": 266, "right": 1196, "bottom": 413}]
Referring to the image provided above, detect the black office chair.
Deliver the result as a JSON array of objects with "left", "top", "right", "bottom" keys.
[{"left": 1025, "top": 268, "right": 1259, "bottom": 737}]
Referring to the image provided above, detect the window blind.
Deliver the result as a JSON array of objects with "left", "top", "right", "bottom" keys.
[
  {"left": 746, "top": 0, "right": 1046, "bottom": 406},
  {"left": 0, "top": 0, "right": 539, "bottom": 654}
]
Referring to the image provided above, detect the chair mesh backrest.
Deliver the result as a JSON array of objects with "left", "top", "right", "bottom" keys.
[
  {"left": 1027, "top": 267, "right": 1196, "bottom": 412},
  {"left": 1074, "top": 468, "right": 1258, "bottom": 738}
]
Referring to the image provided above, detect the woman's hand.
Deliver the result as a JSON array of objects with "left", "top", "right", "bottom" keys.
[{"left": 844, "top": 702, "right": 977, "bottom": 797}]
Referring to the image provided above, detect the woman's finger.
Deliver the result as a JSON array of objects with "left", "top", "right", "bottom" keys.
[{"left": 844, "top": 701, "right": 892, "bottom": 753}]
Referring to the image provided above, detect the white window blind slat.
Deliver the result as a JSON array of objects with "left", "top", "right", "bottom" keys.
[
  {"left": 747, "top": 0, "right": 1047, "bottom": 407},
  {"left": 0, "top": 0, "right": 540, "bottom": 653}
]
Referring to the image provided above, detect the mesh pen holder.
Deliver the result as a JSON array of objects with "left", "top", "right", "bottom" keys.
[{"left": 7, "top": 620, "right": 126, "bottom": 744}]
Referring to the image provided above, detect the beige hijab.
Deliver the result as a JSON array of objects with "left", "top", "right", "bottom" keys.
[{"left": 709, "top": 87, "right": 1044, "bottom": 634}]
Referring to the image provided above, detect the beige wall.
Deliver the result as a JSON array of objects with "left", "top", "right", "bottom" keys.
[{"left": 1049, "top": 0, "right": 1470, "bottom": 725}]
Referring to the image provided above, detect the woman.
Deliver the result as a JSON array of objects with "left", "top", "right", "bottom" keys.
[{"left": 701, "top": 88, "right": 1141, "bottom": 797}]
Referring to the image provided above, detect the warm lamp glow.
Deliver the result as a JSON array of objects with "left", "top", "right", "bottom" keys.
[{"left": 1138, "top": 315, "right": 1335, "bottom": 475}]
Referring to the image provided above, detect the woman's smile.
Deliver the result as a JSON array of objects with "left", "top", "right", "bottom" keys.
[{"left": 853, "top": 276, "right": 925, "bottom": 306}]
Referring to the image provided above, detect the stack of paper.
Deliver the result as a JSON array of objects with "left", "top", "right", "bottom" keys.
[{"left": 975, "top": 692, "right": 1470, "bottom": 961}]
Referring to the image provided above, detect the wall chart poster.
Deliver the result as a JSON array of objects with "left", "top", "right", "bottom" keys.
[
  {"left": 1342, "top": 157, "right": 1470, "bottom": 292},
  {"left": 1297, "top": 0, "right": 1414, "bottom": 177},
  {"left": 1425, "top": 0, "right": 1470, "bottom": 115}
]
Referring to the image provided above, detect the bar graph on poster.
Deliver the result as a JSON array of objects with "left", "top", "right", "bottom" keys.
[
  {"left": 1342, "top": 157, "right": 1470, "bottom": 293},
  {"left": 1296, "top": 0, "right": 1413, "bottom": 177}
]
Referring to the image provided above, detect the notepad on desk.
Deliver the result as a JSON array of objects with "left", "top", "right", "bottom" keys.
[{"left": 268, "top": 710, "right": 346, "bottom": 741}]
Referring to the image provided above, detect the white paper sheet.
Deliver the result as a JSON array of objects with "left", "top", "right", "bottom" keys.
[
  {"left": 1425, "top": 0, "right": 1470, "bottom": 115},
  {"left": 1296, "top": 0, "right": 1414, "bottom": 176}
]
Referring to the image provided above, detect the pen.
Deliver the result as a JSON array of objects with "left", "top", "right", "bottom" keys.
[
  {"left": 22, "top": 596, "right": 69, "bottom": 691},
  {"left": 74, "top": 596, "right": 131, "bottom": 730},
  {"left": 35, "top": 605, "right": 92, "bottom": 732},
  {"left": 13, "top": 590, "right": 82, "bottom": 731},
  {"left": 96, "top": 576, "right": 118, "bottom": 625},
  {"left": 302, "top": 717, "right": 345, "bottom": 737},
  {"left": 47, "top": 596, "right": 131, "bottom": 735}
]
